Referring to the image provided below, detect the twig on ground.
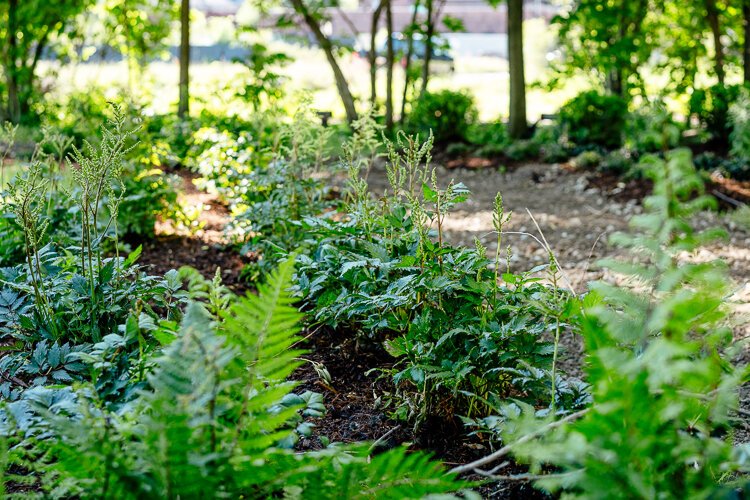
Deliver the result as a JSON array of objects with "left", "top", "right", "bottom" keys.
[
  {"left": 369, "top": 425, "right": 401, "bottom": 453},
  {"left": 449, "top": 409, "right": 588, "bottom": 476}
]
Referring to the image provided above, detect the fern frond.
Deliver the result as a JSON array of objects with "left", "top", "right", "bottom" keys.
[{"left": 224, "top": 257, "right": 304, "bottom": 384}]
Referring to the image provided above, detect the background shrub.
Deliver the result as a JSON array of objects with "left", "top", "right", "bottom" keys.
[
  {"left": 559, "top": 90, "right": 628, "bottom": 149},
  {"left": 406, "top": 90, "right": 478, "bottom": 143},
  {"left": 690, "top": 83, "right": 748, "bottom": 150}
]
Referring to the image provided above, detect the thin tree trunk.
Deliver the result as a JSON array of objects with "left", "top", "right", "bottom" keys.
[
  {"left": 291, "top": 0, "right": 358, "bottom": 123},
  {"left": 420, "top": 0, "right": 434, "bottom": 95},
  {"left": 179, "top": 0, "right": 190, "bottom": 117},
  {"left": 507, "top": 0, "right": 527, "bottom": 139},
  {"left": 385, "top": 0, "right": 394, "bottom": 128},
  {"left": 744, "top": 0, "right": 750, "bottom": 82},
  {"left": 6, "top": 0, "right": 20, "bottom": 123},
  {"left": 400, "top": 0, "right": 421, "bottom": 123},
  {"left": 705, "top": 0, "right": 725, "bottom": 84},
  {"left": 369, "top": 0, "right": 384, "bottom": 107}
]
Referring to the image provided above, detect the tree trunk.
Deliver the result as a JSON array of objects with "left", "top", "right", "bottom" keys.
[
  {"left": 385, "top": 0, "right": 394, "bottom": 128},
  {"left": 290, "top": 0, "right": 358, "bottom": 123},
  {"left": 178, "top": 0, "right": 190, "bottom": 118},
  {"left": 369, "top": 0, "right": 384, "bottom": 106},
  {"left": 400, "top": 0, "right": 421, "bottom": 123},
  {"left": 705, "top": 0, "right": 725, "bottom": 84},
  {"left": 420, "top": 0, "right": 434, "bottom": 95},
  {"left": 6, "top": 0, "right": 20, "bottom": 124},
  {"left": 507, "top": 0, "right": 526, "bottom": 139},
  {"left": 744, "top": 0, "right": 750, "bottom": 83}
]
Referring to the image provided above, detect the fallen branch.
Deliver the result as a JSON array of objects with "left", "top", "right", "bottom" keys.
[{"left": 449, "top": 409, "right": 588, "bottom": 476}]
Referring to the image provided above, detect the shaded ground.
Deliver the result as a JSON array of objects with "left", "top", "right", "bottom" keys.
[{"left": 137, "top": 170, "right": 251, "bottom": 293}]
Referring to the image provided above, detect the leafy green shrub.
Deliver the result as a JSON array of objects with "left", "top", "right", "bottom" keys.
[
  {"left": 476, "top": 142, "right": 508, "bottom": 158},
  {"left": 690, "top": 83, "right": 747, "bottom": 149},
  {"left": 540, "top": 142, "right": 568, "bottom": 163},
  {"left": 406, "top": 90, "right": 478, "bottom": 143},
  {"left": 503, "top": 139, "right": 540, "bottom": 161},
  {"left": 493, "top": 149, "right": 749, "bottom": 498},
  {"left": 231, "top": 105, "right": 340, "bottom": 279},
  {"left": 0, "top": 260, "right": 465, "bottom": 498},
  {"left": 729, "top": 88, "right": 750, "bottom": 179},
  {"left": 0, "top": 109, "right": 184, "bottom": 399},
  {"left": 626, "top": 100, "right": 682, "bottom": 153},
  {"left": 571, "top": 150, "right": 602, "bottom": 170},
  {"left": 118, "top": 167, "right": 181, "bottom": 238},
  {"left": 559, "top": 90, "right": 628, "bottom": 149},
  {"left": 466, "top": 121, "right": 508, "bottom": 147},
  {"left": 446, "top": 142, "right": 471, "bottom": 157},
  {"left": 597, "top": 149, "right": 634, "bottom": 175},
  {"left": 294, "top": 131, "right": 585, "bottom": 427}
]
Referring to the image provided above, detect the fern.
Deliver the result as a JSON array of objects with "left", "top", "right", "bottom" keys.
[{"left": 2, "top": 259, "right": 466, "bottom": 498}]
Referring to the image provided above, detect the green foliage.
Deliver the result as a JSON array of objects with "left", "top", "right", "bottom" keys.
[
  {"left": 503, "top": 139, "right": 540, "bottom": 161},
  {"left": 560, "top": 91, "right": 628, "bottom": 149},
  {"left": 0, "top": 111, "right": 185, "bottom": 404},
  {"left": 96, "top": 0, "right": 178, "bottom": 84},
  {"left": 406, "top": 90, "right": 478, "bottom": 143},
  {"left": 466, "top": 121, "right": 508, "bottom": 148},
  {"left": 552, "top": 0, "right": 659, "bottom": 97},
  {"left": 571, "top": 150, "right": 602, "bottom": 170},
  {"left": 729, "top": 88, "right": 750, "bottom": 178},
  {"left": 502, "top": 149, "right": 749, "bottom": 498},
  {"left": 0, "top": 259, "right": 465, "bottom": 498},
  {"left": 690, "top": 83, "right": 748, "bottom": 150},
  {"left": 0, "top": 0, "right": 93, "bottom": 123},
  {"left": 626, "top": 100, "right": 682, "bottom": 153},
  {"left": 234, "top": 42, "right": 293, "bottom": 111},
  {"left": 119, "top": 167, "right": 182, "bottom": 238},
  {"left": 293, "top": 131, "right": 585, "bottom": 427},
  {"left": 597, "top": 149, "right": 634, "bottom": 175}
]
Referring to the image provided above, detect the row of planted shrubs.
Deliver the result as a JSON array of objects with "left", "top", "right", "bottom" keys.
[{"left": 407, "top": 85, "right": 750, "bottom": 181}]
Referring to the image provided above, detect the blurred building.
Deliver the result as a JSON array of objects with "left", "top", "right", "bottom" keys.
[
  {"left": 328, "top": 0, "right": 558, "bottom": 36},
  {"left": 192, "top": 0, "right": 244, "bottom": 17}
]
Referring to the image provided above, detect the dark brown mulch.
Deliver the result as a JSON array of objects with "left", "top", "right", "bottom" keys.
[
  {"left": 135, "top": 168, "right": 253, "bottom": 294},
  {"left": 292, "top": 326, "right": 551, "bottom": 499},
  {"left": 138, "top": 235, "right": 251, "bottom": 294},
  {"left": 584, "top": 171, "right": 653, "bottom": 203}
]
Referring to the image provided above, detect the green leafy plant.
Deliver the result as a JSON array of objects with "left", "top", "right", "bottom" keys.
[
  {"left": 690, "top": 83, "right": 748, "bottom": 151},
  {"left": 483, "top": 149, "right": 749, "bottom": 498},
  {"left": 559, "top": 90, "right": 628, "bottom": 149},
  {"left": 406, "top": 90, "right": 478, "bottom": 144},
  {"left": 294, "top": 131, "right": 584, "bottom": 429},
  {"left": 0, "top": 259, "right": 465, "bottom": 498}
]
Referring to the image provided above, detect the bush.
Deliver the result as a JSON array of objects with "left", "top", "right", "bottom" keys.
[
  {"left": 446, "top": 142, "right": 471, "bottom": 157},
  {"left": 690, "top": 83, "right": 748, "bottom": 150},
  {"left": 730, "top": 88, "right": 750, "bottom": 175},
  {"left": 504, "top": 139, "right": 540, "bottom": 161},
  {"left": 626, "top": 100, "right": 682, "bottom": 153},
  {"left": 406, "top": 90, "right": 478, "bottom": 143},
  {"left": 559, "top": 90, "right": 628, "bottom": 149},
  {"left": 571, "top": 150, "right": 602, "bottom": 170},
  {"left": 466, "top": 121, "right": 508, "bottom": 147},
  {"left": 598, "top": 149, "right": 634, "bottom": 175},
  {"left": 1, "top": 260, "right": 464, "bottom": 498}
]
